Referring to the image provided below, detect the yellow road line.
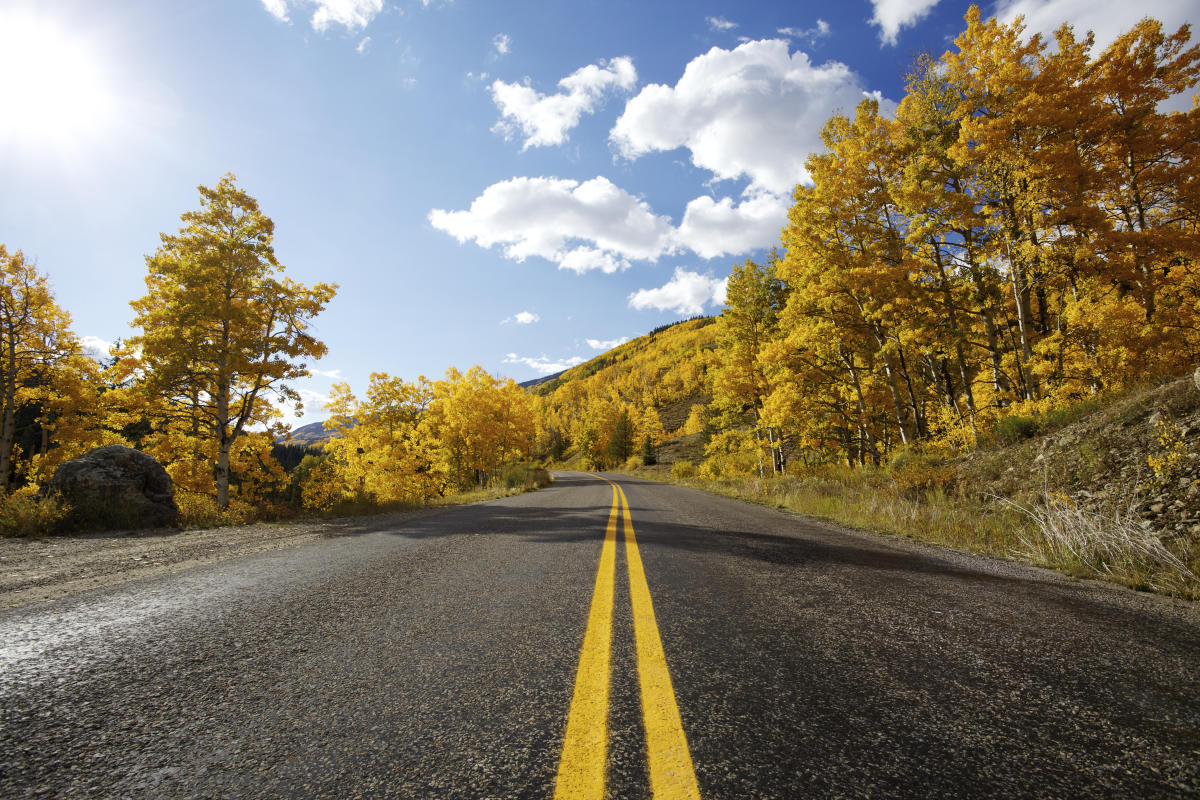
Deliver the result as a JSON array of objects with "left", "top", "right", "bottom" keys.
[
  {"left": 554, "top": 485, "right": 619, "bottom": 800},
  {"left": 619, "top": 484, "right": 702, "bottom": 800}
]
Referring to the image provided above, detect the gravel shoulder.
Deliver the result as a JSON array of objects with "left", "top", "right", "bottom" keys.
[{"left": 0, "top": 508, "right": 452, "bottom": 610}]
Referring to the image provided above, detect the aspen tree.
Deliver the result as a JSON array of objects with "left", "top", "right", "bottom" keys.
[{"left": 130, "top": 175, "right": 336, "bottom": 508}]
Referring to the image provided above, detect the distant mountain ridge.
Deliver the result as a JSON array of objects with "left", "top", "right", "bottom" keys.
[
  {"left": 277, "top": 420, "right": 335, "bottom": 446},
  {"left": 278, "top": 316, "right": 713, "bottom": 446}
]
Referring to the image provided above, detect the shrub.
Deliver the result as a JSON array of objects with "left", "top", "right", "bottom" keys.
[
  {"left": 995, "top": 414, "right": 1038, "bottom": 443},
  {"left": 175, "top": 490, "right": 254, "bottom": 528},
  {"left": 671, "top": 459, "right": 696, "bottom": 479},
  {"left": 0, "top": 488, "right": 69, "bottom": 537},
  {"left": 623, "top": 455, "right": 643, "bottom": 472},
  {"left": 501, "top": 463, "right": 552, "bottom": 490}
]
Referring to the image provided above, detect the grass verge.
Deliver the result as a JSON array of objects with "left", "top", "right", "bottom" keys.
[{"left": 621, "top": 466, "right": 1198, "bottom": 600}]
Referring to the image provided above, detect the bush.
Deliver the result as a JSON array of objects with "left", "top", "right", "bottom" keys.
[
  {"left": 671, "top": 459, "right": 696, "bottom": 479},
  {"left": 501, "top": 463, "right": 552, "bottom": 490},
  {"left": 175, "top": 490, "right": 254, "bottom": 528},
  {"left": 995, "top": 414, "right": 1038, "bottom": 443},
  {"left": 623, "top": 455, "right": 643, "bottom": 472},
  {"left": 0, "top": 489, "right": 69, "bottom": 537}
]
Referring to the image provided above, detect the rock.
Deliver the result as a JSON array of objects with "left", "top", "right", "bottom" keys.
[
  {"left": 1193, "top": 365, "right": 1200, "bottom": 391},
  {"left": 43, "top": 445, "right": 178, "bottom": 529}
]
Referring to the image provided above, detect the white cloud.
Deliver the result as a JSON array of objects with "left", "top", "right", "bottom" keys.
[
  {"left": 429, "top": 176, "right": 674, "bottom": 273},
  {"left": 587, "top": 336, "right": 629, "bottom": 350},
  {"left": 996, "top": 0, "right": 1196, "bottom": 54},
  {"left": 674, "top": 192, "right": 789, "bottom": 260},
  {"left": 356, "top": 36, "right": 371, "bottom": 54},
  {"left": 261, "top": 0, "right": 289, "bottom": 22},
  {"left": 272, "top": 386, "right": 332, "bottom": 428},
  {"left": 310, "top": 367, "right": 343, "bottom": 379},
  {"left": 629, "top": 268, "right": 727, "bottom": 315},
  {"left": 493, "top": 33, "right": 511, "bottom": 55},
  {"left": 707, "top": 16, "right": 738, "bottom": 31},
  {"left": 504, "top": 353, "right": 586, "bottom": 375},
  {"left": 502, "top": 311, "right": 540, "bottom": 325},
  {"left": 80, "top": 335, "right": 112, "bottom": 361},
  {"left": 260, "top": 1, "right": 384, "bottom": 32},
  {"left": 869, "top": 0, "right": 941, "bottom": 46},
  {"left": 778, "top": 20, "right": 831, "bottom": 42},
  {"left": 611, "top": 39, "right": 888, "bottom": 195},
  {"left": 491, "top": 57, "right": 637, "bottom": 149}
]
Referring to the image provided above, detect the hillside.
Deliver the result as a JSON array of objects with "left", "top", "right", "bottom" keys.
[
  {"left": 955, "top": 374, "right": 1200, "bottom": 543},
  {"left": 533, "top": 316, "right": 718, "bottom": 468},
  {"left": 278, "top": 420, "right": 335, "bottom": 447}
]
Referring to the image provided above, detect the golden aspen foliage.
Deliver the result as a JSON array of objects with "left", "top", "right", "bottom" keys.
[
  {"left": 421, "top": 366, "right": 535, "bottom": 490},
  {"left": 129, "top": 174, "right": 336, "bottom": 508},
  {"left": 303, "top": 374, "right": 443, "bottom": 509},
  {"left": 0, "top": 245, "right": 96, "bottom": 489}
]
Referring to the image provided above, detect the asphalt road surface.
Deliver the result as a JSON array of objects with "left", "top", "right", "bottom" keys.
[{"left": 2, "top": 472, "right": 1198, "bottom": 799}]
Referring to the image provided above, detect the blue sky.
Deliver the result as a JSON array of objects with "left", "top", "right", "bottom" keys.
[{"left": 0, "top": 0, "right": 1194, "bottom": 427}]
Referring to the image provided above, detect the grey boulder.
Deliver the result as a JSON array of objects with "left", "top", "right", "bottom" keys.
[{"left": 44, "top": 445, "right": 178, "bottom": 529}]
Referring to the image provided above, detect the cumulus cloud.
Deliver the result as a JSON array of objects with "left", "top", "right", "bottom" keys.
[
  {"left": 429, "top": 176, "right": 674, "bottom": 273},
  {"left": 629, "top": 268, "right": 727, "bottom": 315},
  {"left": 869, "top": 0, "right": 942, "bottom": 46},
  {"left": 271, "top": 386, "right": 333, "bottom": 428},
  {"left": 707, "top": 16, "right": 738, "bottom": 31},
  {"left": 504, "top": 353, "right": 585, "bottom": 375},
  {"left": 587, "top": 336, "right": 629, "bottom": 350},
  {"left": 259, "top": 0, "right": 384, "bottom": 32},
  {"left": 491, "top": 57, "right": 637, "bottom": 149},
  {"left": 502, "top": 311, "right": 540, "bottom": 324},
  {"left": 996, "top": 0, "right": 1196, "bottom": 53},
  {"left": 674, "top": 193, "right": 789, "bottom": 260},
  {"left": 260, "top": 0, "right": 289, "bottom": 21},
  {"left": 611, "top": 39, "right": 888, "bottom": 195},
  {"left": 80, "top": 335, "right": 112, "bottom": 361},
  {"left": 493, "top": 33, "right": 511, "bottom": 55}
]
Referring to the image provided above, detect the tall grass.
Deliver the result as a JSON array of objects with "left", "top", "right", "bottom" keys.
[{"left": 1000, "top": 491, "right": 1196, "bottom": 596}]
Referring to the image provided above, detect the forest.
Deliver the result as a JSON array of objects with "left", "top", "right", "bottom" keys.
[{"left": 536, "top": 11, "right": 1200, "bottom": 479}]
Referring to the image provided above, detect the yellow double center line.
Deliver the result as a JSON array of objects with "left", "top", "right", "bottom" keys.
[{"left": 554, "top": 480, "right": 701, "bottom": 800}]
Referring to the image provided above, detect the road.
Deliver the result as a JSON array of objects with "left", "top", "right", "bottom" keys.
[{"left": 2, "top": 472, "right": 1198, "bottom": 798}]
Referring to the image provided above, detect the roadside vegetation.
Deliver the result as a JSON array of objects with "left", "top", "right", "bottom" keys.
[
  {"left": 4, "top": 9, "right": 1199, "bottom": 604},
  {"left": 534, "top": 11, "right": 1200, "bottom": 599},
  {"left": 0, "top": 177, "right": 548, "bottom": 537}
]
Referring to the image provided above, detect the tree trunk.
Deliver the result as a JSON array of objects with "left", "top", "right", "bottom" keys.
[{"left": 0, "top": 334, "right": 17, "bottom": 490}]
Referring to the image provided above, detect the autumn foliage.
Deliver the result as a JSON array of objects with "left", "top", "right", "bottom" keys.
[{"left": 541, "top": 12, "right": 1200, "bottom": 479}]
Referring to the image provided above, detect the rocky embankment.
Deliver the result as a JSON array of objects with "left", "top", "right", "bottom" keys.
[{"left": 958, "top": 373, "right": 1200, "bottom": 541}]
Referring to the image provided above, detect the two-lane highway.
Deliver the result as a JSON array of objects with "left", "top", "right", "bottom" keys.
[{"left": 2, "top": 472, "right": 1199, "bottom": 798}]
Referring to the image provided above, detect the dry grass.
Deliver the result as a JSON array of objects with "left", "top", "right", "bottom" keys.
[
  {"left": 999, "top": 490, "right": 1197, "bottom": 596},
  {"left": 636, "top": 470, "right": 1030, "bottom": 560}
]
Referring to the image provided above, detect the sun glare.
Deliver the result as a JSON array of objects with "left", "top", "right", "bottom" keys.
[{"left": 0, "top": 12, "right": 116, "bottom": 152}]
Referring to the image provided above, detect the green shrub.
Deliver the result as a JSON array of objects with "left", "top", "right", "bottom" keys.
[
  {"left": 995, "top": 415, "right": 1038, "bottom": 443},
  {"left": 501, "top": 463, "right": 552, "bottom": 490}
]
